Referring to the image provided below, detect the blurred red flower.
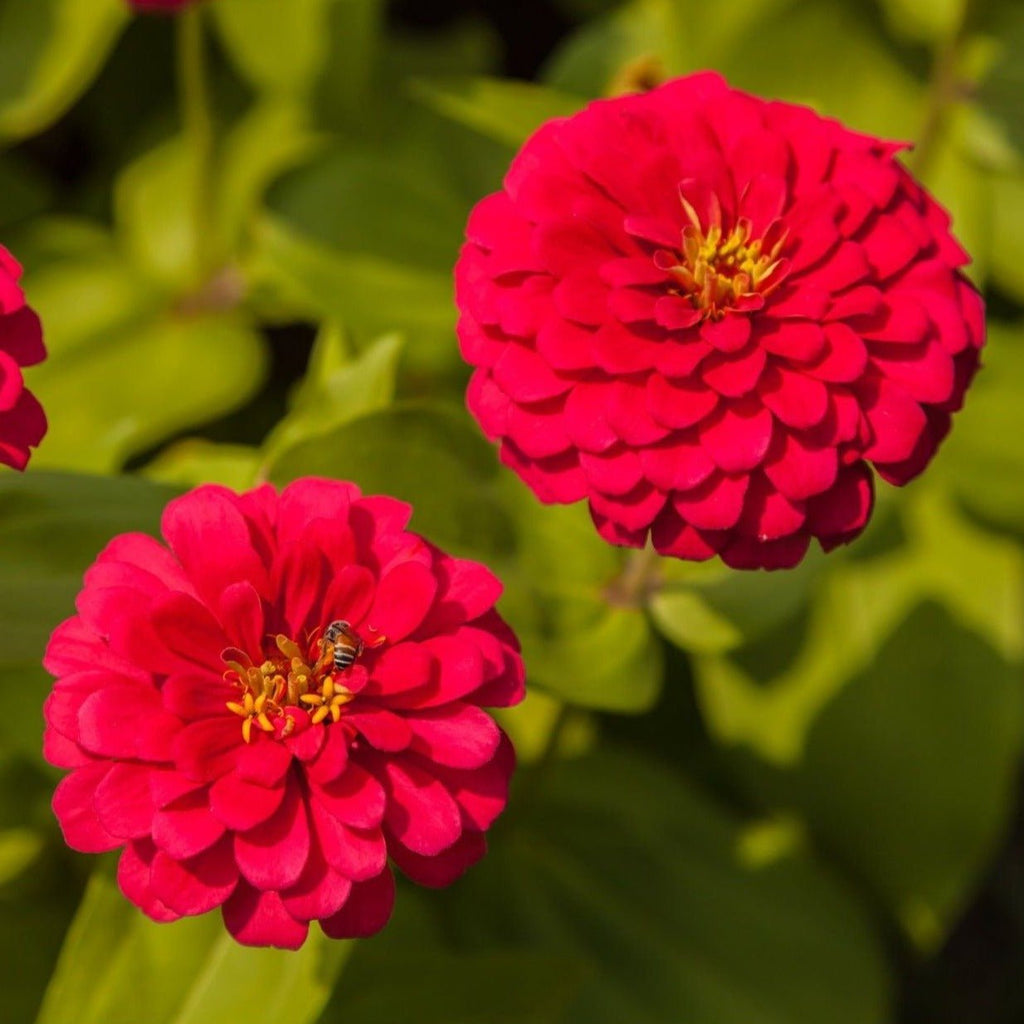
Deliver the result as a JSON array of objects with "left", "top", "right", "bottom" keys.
[
  {"left": 456, "top": 72, "right": 984, "bottom": 569},
  {"left": 0, "top": 245, "right": 46, "bottom": 471},
  {"left": 44, "top": 479, "right": 523, "bottom": 948}
]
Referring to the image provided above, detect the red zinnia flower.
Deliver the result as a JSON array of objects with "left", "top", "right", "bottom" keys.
[
  {"left": 456, "top": 72, "right": 984, "bottom": 569},
  {"left": 43, "top": 479, "right": 523, "bottom": 949},
  {"left": 0, "top": 245, "right": 46, "bottom": 471}
]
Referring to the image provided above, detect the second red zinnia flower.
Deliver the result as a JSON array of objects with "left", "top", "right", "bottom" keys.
[
  {"left": 43, "top": 479, "right": 523, "bottom": 948},
  {"left": 0, "top": 245, "right": 46, "bottom": 471},
  {"left": 455, "top": 72, "right": 984, "bottom": 569}
]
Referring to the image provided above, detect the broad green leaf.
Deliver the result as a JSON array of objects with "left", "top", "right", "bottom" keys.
[
  {"left": 446, "top": 749, "right": 890, "bottom": 1024},
  {"left": 0, "top": 471, "right": 174, "bottom": 760},
  {"left": 0, "top": 828, "right": 43, "bottom": 886},
  {"left": 267, "top": 147, "right": 467, "bottom": 269},
  {"left": 788, "top": 601, "right": 1024, "bottom": 948},
  {"left": 989, "top": 175, "right": 1024, "bottom": 304},
  {"left": 719, "top": 0, "right": 924, "bottom": 142},
  {"left": 116, "top": 110, "right": 318, "bottom": 293},
  {"left": 694, "top": 488, "right": 1024, "bottom": 944},
  {"left": 216, "top": 100, "right": 321, "bottom": 260},
  {"left": 321, "top": 950, "right": 586, "bottom": 1024},
  {"left": 262, "top": 329, "right": 403, "bottom": 463},
  {"left": 212, "top": 0, "right": 336, "bottom": 97},
  {"left": 410, "top": 76, "right": 584, "bottom": 147},
  {"left": 977, "top": 3, "right": 1024, "bottom": 156},
  {"left": 24, "top": 241, "right": 267, "bottom": 473},
  {"left": 935, "top": 322, "right": 1024, "bottom": 532},
  {"left": 246, "top": 217, "right": 456, "bottom": 373},
  {"left": 266, "top": 402, "right": 515, "bottom": 561},
  {"left": 0, "top": 0, "right": 126, "bottom": 142},
  {"left": 498, "top": 490, "right": 662, "bottom": 712},
  {"left": 544, "top": 0, "right": 787, "bottom": 96},
  {"left": 36, "top": 873, "right": 352, "bottom": 1024},
  {"left": 114, "top": 138, "right": 205, "bottom": 292},
  {"left": 877, "top": 0, "right": 968, "bottom": 43},
  {"left": 312, "top": 0, "right": 384, "bottom": 127},
  {"left": 492, "top": 690, "right": 597, "bottom": 764},
  {"left": 143, "top": 440, "right": 261, "bottom": 491},
  {"left": 695, "top": 487, "right": 1024, "bottom": 765},
  {"left": 650, "top": 548, "right": 825, "bottom": 655}
]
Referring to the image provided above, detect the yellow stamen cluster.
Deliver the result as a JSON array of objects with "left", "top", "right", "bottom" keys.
[
  {"left": 223, "top": 631, "right": 349, "bottom": 742},
  {"left": 667, "top": 196, "right": 787, "bottom": 318},
  {"left": 299, "top": 676, "right": 355, "bottom": 725}
]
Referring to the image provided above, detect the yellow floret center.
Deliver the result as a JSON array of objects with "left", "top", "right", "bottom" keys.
[
  {"left": 667, "top": 195, "right": 787, "bottom": 318},
  {"left": 222, "top": 632, "right": 352, "bottom": 743}
]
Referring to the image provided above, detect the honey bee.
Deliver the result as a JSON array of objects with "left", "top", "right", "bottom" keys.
[{"left": 323, "top": 620, "right": 364, "bottom": 672}]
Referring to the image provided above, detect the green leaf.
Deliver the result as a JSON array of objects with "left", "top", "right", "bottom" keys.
[
  {"left": 694, "top": 488, "right": 1024, "bottom": 945},
  {"left": 410, "top": 76, "right": 584, "bottom": 147},
  {"left": 544, "top": 0, "right": 787, "bottom": 96},
  {"left": 447, "top": 749, "right": 890, "bottom": 1024},
  {"left": 262, "top": 329, "right": 403, "bottom": 464},
  {"left": 718, "top": 0, "right": 925, "bottom": 142},
  {"left": 650, "top": 548, "right": 825, "bottom": 655},
  {"left": 877, "top": 0, "right": 967, "bottom": 44},
  {"left": 788, "top": 601, "right": 1024, "bottom": 948},
  {"left": 935, "top": 321, "right": 1024, "bottom": 532},
  {"left": 36, "top": 873, "right": 352, "bottom": 1024},
  {"left": 321, "top": 950, "right": 586, "bottom": 1024},
  {"left": 695, "top": 487, "right": 1024, "bottom": 764},
  {"left": 977, "top": 3, "right": 1024, "bottom": 157},
  {"left": 0, "top": 827, "right": 43, "bottom": 886},
  {"left": 266, "top": 402, "right": 515, "bottom": 561},
  {"left": 23, "top": 236, "right": 268, "bottom": 473},
  {"left": 212, "top": 0, "right": 337, "bottom": 97},
  {"left": 114, "top": 138, "right": 206, "bottom": 293},
  {"left": 268, "top": 146, "right": 467, "bottom": 269},
  {"left": 497, "top": 490, "right": 662, "bottom": 712},
  {"left": 0, "top": 471, "right": 174, "bottom": 760},
  {"left": 246, "top": 217, "right": 456, "bottom": 374},
  {"left": 989, "top": 175, "right": 1024, "bottom": 304},
  {"left": 0, "top": 0, "right": 126, "bottom": 142},
  {"left": 142, "top": 440, "right": 261, "bottom": 491}
]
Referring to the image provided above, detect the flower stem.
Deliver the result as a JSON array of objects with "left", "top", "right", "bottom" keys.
[
  {"left": 605, "top": 543, "right": 663, "bottom": 608},
  {"left": 176, "top": 4, "right": 216, "bottom": 279},
  {"left": 910, "top": 0, "right": 977, "bottom": 180}
]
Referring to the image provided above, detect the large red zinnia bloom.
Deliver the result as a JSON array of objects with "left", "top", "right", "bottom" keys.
[
  {"left": 0, "top": 245, "right": 46, "bottom": 471},
  {"left": 456, "top": 72, "right": 984, "bottom": 569},
  {"left": 43, "top": 479, "right": 523, "bottom": 948}
]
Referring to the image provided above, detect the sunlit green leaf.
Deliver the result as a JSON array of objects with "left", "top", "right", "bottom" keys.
[
  {"left": 266, "top": 402, "right": 515, "bottom": 561},
  {"left": 246, "top": 217, "right": 456, "bottom": 373},
  {"left": 262, "top": 329, "right": 403, "bottom": 463},
  {"left": 447, "top": 749, "right": 890, "bottom": 1024},
  {"left": 24, "top": 238, "right": 267, "bottom": 473},
  {"left": 0, "top": 472, "right": 174, "bottom": 760},
  {"left": 36, "top": 873, "right": 352, "bottom": 1024},
  {"left": 410, "top": 76, "right": 584, "bottom": 147},
  {"left": 0, "top": 0, "right": 126, "bottom": 142},
  {"left": 142, "top": 440, "right": 261, "bottom": 491},
  {"left": 497, "top": 491, "right": 662, "bottom": 712}
]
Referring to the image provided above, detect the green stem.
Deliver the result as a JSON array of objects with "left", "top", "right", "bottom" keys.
[
  {"left": 910, "top": 0, "right": 976, "bottom": 180},
  {"left": 605, "top": 543, "right": 663, "bottom": 608},
  {"left": 176, "top": 4, "right": 216, "bottom": 278}
]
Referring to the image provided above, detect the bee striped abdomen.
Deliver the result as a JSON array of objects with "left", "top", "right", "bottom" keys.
[{"left": 324, "top": 620, "right": 363, "bottom": 673}]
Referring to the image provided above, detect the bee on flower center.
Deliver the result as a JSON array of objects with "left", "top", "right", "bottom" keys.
[{"left": 324, "top": 619, "right": 364, "bottom": 672}]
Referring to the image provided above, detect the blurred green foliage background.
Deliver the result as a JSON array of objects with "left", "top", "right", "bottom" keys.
[{"left": 2, "top": 0, "right": 1024, "bottom": 1020}]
